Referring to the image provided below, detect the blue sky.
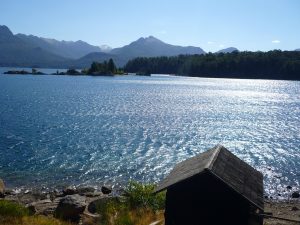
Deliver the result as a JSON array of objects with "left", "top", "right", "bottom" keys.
[{"left": 1, "top": 0, "right": 299, "bottom": 52}]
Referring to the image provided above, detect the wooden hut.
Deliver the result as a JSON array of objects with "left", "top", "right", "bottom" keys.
[{"left": 155, "top": 145, "right": 264, "bottom": 225}]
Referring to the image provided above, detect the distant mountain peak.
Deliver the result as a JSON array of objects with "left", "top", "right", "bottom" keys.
[
  {"left": 146, "top": 35, "right": 159, "bottom": 40},
  {"left": 0, "top": 25, "right": 13, "bottom": 36},
  {"left": 135, "top": 36, "right": 163, "bottom": 44},
  {"left": 216, "top": 47, "right": 239, "bottom": 53},
  {"left": 295, "top": 48, "right": 300, "bottom": 51},
  {"left": 110, "top": 35, "right": 205, "bottom": 61}
]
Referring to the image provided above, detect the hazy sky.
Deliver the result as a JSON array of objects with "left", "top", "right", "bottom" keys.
[{"left": 1, "top": 0, "right": 299, "bottom": 52}]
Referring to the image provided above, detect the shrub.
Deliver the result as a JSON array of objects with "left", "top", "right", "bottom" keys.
[
  {"left": 94, "top": 181, "right": 166, "bottom": 225},
  {"left": 125, "top": 181, "right": 165, "bottom": 210}
]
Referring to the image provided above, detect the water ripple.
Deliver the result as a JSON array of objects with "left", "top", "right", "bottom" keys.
[{"left": 0, "top": 74, "right": 299, "bottom": 197}]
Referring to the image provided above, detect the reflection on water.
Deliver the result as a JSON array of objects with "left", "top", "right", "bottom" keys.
[{"left": 0, "top": 72, "right": 299, "bottom": 198}]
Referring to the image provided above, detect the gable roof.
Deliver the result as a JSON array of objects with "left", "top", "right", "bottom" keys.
[{"left": 155, "top": 145, "right": 264, "bottom": 210}]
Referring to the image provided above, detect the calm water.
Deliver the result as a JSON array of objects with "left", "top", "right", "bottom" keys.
[{"left": 0, "top": 69, "right": 299, "bottom": 197}]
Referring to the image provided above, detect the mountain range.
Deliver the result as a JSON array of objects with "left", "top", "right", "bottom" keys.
[
  {"left": 3, "top": 25, "right": 297, "bottom": 69},
  {"left": 16, "top": 34, "right": 103, "bottom": 59},
  {"left": 0, "top": 25, "right": 205, "bottom": 68},
  {"left": 0, "top": 26, "right": 69, "bottom": 68}
]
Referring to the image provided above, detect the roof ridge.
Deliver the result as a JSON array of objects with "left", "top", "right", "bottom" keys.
[{"left": 207, "top": 144, "right": 222, "bottom": 170}]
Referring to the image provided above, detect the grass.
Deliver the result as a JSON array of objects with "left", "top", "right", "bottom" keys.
[
  {"left": 93, "top": 181, "right": 166, "bottom": 225},
  {"left": 93, "top": 198, "right": 164, "bottom": 225},
  {"left": 0, "top": 199, "right": 29, "bottom": 217},
  {"left": 0, "top": 216, "right": 74, "bottom": 225},
  {"left": 0, "top": 200, "right": 73, "bottom": 225}
]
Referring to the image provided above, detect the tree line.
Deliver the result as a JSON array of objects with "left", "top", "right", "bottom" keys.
[
  {"left": 54, "top": 58, "right": 123, "bottom": 75},
  {"left": 124, "top": 50, "right": 300, "bottom": 80},
  {"left": 85, "top": 58, "right": 117, "bottom": 75}
]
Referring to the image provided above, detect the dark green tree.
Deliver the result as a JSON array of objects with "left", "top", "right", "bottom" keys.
[{"left": 108, "top": 58, "right": 116, "bottom": 73}]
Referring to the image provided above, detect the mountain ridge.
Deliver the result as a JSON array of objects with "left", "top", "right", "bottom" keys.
[
  {"left": 3, "top": 24, "right": 296, "bottom": 69},
  {"left": 0, "top": 25, "right": 69, "bottom": 68},
  {"left": 0, "top": 25, "right": 208, "bottom": 68},
  {"left": 111, "top": 36, "right": 206, "bottom": 58},
  {"left": 16, "top": 33, "right": 102, "bottom": 59}
]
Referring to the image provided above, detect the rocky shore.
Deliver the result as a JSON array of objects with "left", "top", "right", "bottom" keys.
[
  {"left": 264, "top": 200, "right": 300, "bottom": 225},
  {"left": 1, "top": 178, "right": 299, "bottom": 225},
  {"left": 1, "top": 178, "right": 118, "bottom": 224}
]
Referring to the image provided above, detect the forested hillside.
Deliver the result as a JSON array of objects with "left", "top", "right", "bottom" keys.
[{"left": 124, "top": 51, "right": 300, "bottom": 80}]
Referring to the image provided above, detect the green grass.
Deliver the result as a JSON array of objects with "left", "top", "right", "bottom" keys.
[
  {"left": 0, "top": 199, "right": 29, "bottom": 218},
  {"left": 94, "top": 181, "right": 166, "bottom": 225},
  {"left": 0, "top": 200, "right": 73, "bottom": 225}
]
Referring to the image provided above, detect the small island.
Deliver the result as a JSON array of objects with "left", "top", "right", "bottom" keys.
[
  {"left": 4, "top": 59, "right": 126, "bottom": 76},
  {"left": 53, "top": 59, "right": 123, "bottom": 76},
  {"left": 4, "top": 68, "right": 45, "bottom": 75}
]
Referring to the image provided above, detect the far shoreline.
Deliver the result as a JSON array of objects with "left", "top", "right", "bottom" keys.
[{"left": 2, "top": 69, "right": 300, "bottom": 82}]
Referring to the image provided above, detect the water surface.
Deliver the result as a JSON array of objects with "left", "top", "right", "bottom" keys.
[{"left": 0, "top": 70, "right": 299, "bottom": 197}]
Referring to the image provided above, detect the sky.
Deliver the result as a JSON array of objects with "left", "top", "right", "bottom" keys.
[{"left": 1, "top": 0, "right": 299, "bottom": 52}]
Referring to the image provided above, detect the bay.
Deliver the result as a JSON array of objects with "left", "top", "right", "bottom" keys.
[{"left": 0, "top": 69, "right": 299, "bottom": 197}]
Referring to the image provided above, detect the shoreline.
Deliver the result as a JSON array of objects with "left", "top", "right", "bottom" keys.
[
  {"left": 1, "top": 178, "right": 300, "bottom": 224},
  {"left": 3, "top": 182, "right": 300, "bottom": 202},
  {"left": 1, "top": 185, "right": 300, "bottom": 225}
]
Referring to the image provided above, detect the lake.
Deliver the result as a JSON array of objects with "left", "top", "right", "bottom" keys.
[{"left": 0, "top": 69, "right": 299, "bottom": 198}]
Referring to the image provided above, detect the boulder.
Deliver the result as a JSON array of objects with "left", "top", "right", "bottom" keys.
[
  {"left": 77, "top": 186, "right": 95, "bottom": 195},
  {"left": 63, "top": 186, "right": 78, "bottom": 196},
  {"left": 52, "top": 189, "right": 64, "bottom": 198},
  {"left": 0, "top": 178, "right": 5, "bottom": 198},
  {"left": 11, "top": 191, "right": 48, "bottom": 205},
  {"left": 54, "top": 194, "right": 86, "bottom": 222},
  {"left": 101, "top": 186, "right": 112, "bottom": 194},
  {"left": 84, "top": 191, "right": 102, "bottom": 197},
  {"left": 4, "top": 189, "right": 15, "bottom": 195},
  {"left": 27, "top": 199, "right": 57, "bottom": 216},
  {"left": 291, "top": 206, "right": 299, "bottom": 211},
  {"left": 291, "top": 191, "right": 300, "bottom": 198}
]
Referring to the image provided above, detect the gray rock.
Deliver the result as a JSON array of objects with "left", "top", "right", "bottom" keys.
[
  {"left": 63, "top": 186, "right": 78, "bottom": 196},
  {"left": 4, "top": 189, "right": 15, "bottom": 195},
  {"left": 0, "top": 178, "right": 5, "bottom": 198},
  {"left": 52, "top": 189, "right": 64, "bottom": 198},
  {"left": 12, "top": 191, "right": 48, "bottom": 205},
  {"left": 77, "top": 187, "right": 95, "bottom": 195},
  {"left": 54, "top": 194, "right": 86, "bottom": 222},
  {"left": 291, "top": 191, "right": 300, "bottom": 198},
  {"left": 84, "top": 192, "right": 102, "bottom": 197},
  {"left": 291, "top": 206, "right": 299, "bottom": 211},
  {"left": 28, "top": 199, "right": 58, "bottom": 216},
  {"left": 101, "top": 186, "right": 112, "bottom": 194}
]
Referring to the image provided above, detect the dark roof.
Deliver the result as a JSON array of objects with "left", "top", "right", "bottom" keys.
[{"left": 155, "top": 145, "right": 264, "bottom": 210}]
